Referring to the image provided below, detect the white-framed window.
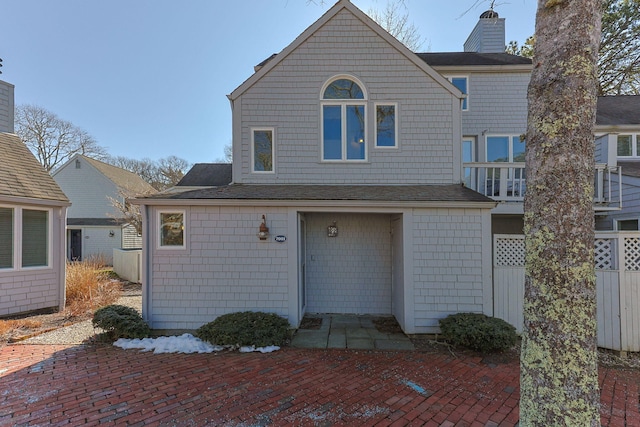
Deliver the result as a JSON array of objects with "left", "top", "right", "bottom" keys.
[
  {"left": 486, "top": 135, "right": 526, "bottom": 163},
  {"left": 447, "top": 76, "right": 469, "bottom": 111},
  {"left": 251, "top": 128, "right": 274, "bottom": 173},
  {"left": 158, "top": 210, "right": 186, "bottom": 249},
  {"left": 617, "top": 134, "right": 640, "bottom": 158},
  {"left": 321, "top": 76, "right": 367, "bottom": 161},
  {"left": 462, "top": 137, "right": 476, "bottom": 187},
  {"left": 616, "top": 218, "right": 639, "bottom": 231},
  {"left": 0, "top": 205, "right": 51, "bottom": 270},
  {"left": 375, "top": 103, "right": 397, "bottom": 148}
]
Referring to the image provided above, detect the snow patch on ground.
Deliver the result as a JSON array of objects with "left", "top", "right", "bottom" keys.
[{"left": 113, "top": 333, "right": 281, "bottom": 354}]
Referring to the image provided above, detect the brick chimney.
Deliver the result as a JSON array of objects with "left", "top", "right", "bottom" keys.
[{"left": 463, "top": 9, "right": 506, "bottom": 53}]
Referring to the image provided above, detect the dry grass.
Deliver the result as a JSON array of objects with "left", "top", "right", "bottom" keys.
[
  {"left": 64, "top": 256, "right": 122, "bottom": 318},
  {"left": 0, "top": 319, "right": 43, "bottom": 336}
]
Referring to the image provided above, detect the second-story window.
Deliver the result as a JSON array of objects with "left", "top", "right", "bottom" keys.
[
  {"left": 252, "top": 128, "right": 274, "bottom": 172},
  {"left": 321, "top": 77, "right": 367, "bottom": 161},
  {"left": 486, "top": 135, "right": 525, "bottom": 163},
  {"left": 617, "top": 134, "right": 640, "bottom": 157},
  {"left": 375, "top": 104, "right": 397, "bottom": 148},
  {"left": 448, "top": 76, "right": 469, "bottom": 111}
]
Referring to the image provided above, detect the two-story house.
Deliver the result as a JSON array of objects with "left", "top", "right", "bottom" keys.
[
  {"left": 133, "top": 0, "right": 503, "bottom": 334},
  {"left": 52, "top": 154, "right": 156, "bottom": 264}
]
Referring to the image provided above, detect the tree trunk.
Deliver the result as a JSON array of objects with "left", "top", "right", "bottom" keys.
[{"left": 521, "top": 1, "right": 602, "bottom": 426}]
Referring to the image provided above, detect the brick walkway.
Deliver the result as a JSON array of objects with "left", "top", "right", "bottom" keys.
[{"left": 0, "top": 344, "right": 638, "bottom": 426}]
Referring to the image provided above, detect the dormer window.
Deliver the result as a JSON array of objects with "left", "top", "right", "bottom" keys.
[{"left": 321, "top": 77, "right": 367, "bottom": 161}]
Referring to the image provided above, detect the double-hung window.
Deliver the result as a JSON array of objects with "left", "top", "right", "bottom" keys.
[
  {"left": 321, "top": 77, "right": 367, "bottom": 161},
  {"left": 0, "top": 206, "right": 50, "bottom": 270},
  {"left": 252, "top": 128, "right": 274, "bottom": 172}
]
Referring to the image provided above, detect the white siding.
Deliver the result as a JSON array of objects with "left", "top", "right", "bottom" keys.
[
  {"left": 53, "top": 158, "right": 122, "bottom": 218},
  {"left": 235, "top": 9, "right": 459, "bottom": 185},
  {"left": 123, "top": 224, "right": 142, "bottom": 249},
  {"left": 305, "top": 213, "right": 392, "bottom": 315},
  {"left": 410, "top": 208, "right": 488, "bottom": 333}
]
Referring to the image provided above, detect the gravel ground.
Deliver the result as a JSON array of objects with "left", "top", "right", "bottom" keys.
[{"left": 18, "top": 286, "right": 142, "bottom": 345}]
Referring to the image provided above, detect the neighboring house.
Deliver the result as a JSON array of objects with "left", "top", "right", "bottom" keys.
[
  {"left": 0, "top": 132, "right": 70, "bottom": 317},
  {"left": 52, "top": 154, "right": 156, "bottom": 264}
]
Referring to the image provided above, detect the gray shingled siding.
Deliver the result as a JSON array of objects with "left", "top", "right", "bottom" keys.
[
  {"left": 235, "top": 9, "right": 458, "bottom": 185},
  {"left": 0, "top": 80, "right": 14, "bottom": 134},
  {"left": 411, "top": 208, "right": 487, "bottom": 333},
  {"left": 305, "top": 213, "right": 392, "bottom": 315},
  {"left": 147, "top": 206, "right": 291, "bottom": 330},
  {"left": 463, "top": 18, "right": 506, "bottom": 54},
  {"left": 461, "top": 72, "right": 530, "bottom": 159},
  {"left": 145, "top": 204, "right": 490, "bottom": 333}
]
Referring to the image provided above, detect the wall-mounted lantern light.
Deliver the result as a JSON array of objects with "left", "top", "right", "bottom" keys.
[
  {"left": 258, "top": 215, "right": 270, "bottom": 240},
  {"left": 109, "top": 230, "right": 115, "bottom": 237},
  {"left": 327, "top": 221, "right": 338, "bottom": 237}
]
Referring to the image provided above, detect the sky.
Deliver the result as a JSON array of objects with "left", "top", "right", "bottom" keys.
[{"left": 0, "top": 0, "right": 537, "bottom": 166}]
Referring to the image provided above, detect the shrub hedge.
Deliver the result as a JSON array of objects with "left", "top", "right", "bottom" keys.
[
  {"left": 92, "top": 304, "right": 150, "bottom": 341},
  {"left": 439, "top": 312, "right": 517, "bottom": 353},
  {"left": 196, "top": 311, "right": 291, "bottom": 347}
]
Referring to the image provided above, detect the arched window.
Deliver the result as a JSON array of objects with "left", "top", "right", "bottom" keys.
[{"left": 321, "top": 77, "right": 367, "bottom": 161}]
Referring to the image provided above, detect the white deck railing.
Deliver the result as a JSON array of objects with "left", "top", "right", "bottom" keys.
[{"left": 462, "top": 162, "right": 622, "bottom": 211}]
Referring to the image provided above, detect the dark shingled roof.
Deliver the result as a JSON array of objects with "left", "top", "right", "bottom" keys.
[
  {"left": 67, "top": 218, "right": 127, "bottom": 226},
  {"left": 0, "top": 132, "right": 69, "bottom": 203},
  {"left": 143, "top": 184, "right": 494, "bottom": 203},
  {"left": 177, "top": 163, "right": 232, "bottom": 187},
  {"left": 415, "top": 52, "right": 532, "bottom": 67},
  {"left": 596, "top": 96, "right": 640, "bottom": 126}
]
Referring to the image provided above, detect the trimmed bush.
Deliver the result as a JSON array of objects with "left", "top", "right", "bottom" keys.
[
  {"left": 196, "top": 311, "right": 291, "bottom": 347},
  {"left": 439, "top": 313, "right": 517, "bottom": 353},
  {"left": 92, "top": 304, "right": 150, "bottom": 340}
]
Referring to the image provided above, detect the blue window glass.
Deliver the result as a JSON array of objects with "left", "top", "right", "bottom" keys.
[
  {"left": 346, "top": 105, "right": 365, "bottom": 160},
  {"left": 253, "top": 130, "right": 273, "bottom": 172},
  {"left": 487, "top": 136, "right": 510, "bottom": 162},
  {"left": 451, "top": 77, "right": 468, "bottom": 110},
  {"left": 323, "top": 105, "right": 342, "bottom": 160},
  {"left": 512, "top": 136, "right": 526, "bottom": 162},
  {"left": 376, "top": 105, "right": 396, "bottom": 147}
]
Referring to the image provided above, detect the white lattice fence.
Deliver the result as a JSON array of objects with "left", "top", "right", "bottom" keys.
[
  {"left": 493, "top": 232, "right": 640, "bottom": 351},
  {"left": 624, "top": 237, "right": 640, "bottom": 271},
  {"left": 494, "top": 235, "right": 615, "bottom": 270}
]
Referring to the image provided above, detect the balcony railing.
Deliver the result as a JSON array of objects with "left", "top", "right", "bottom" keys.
[{"left": 462, "top": 162, "right": 622, "bottom": 211}]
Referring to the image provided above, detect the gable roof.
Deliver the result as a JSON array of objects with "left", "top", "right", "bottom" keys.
[
  {"left": 67, "top": 155, "right": 157, "bottom": 195},
  {"left": 229, "top": 0, "right": 460, "bottom": 101},
  {"left": 0, "top": 132, "right": 69, "bottom": 204},
  {"left": 596, "top": 95, "right": 640, "bottom": 126},
  {"left": 176, "top": 163, "right": 232, "bottom": 187}
]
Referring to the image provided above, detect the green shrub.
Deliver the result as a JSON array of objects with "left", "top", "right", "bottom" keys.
[
  {"left": 196, "top": 311, "right": 291, "bottom": 347},
  {"left": 92, "top": 304, "right": 150, "bottom": 340},
  {"left": 439, "top": 313, "right": 517, "bottom": 353}
]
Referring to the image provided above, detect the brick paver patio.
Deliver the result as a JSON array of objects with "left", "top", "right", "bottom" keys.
[{"left": 1, "top": 344, "right": 639, "bottom": 426}]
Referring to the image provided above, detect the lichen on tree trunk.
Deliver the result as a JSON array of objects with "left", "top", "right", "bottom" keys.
[{"left": 521, "top": 1, "right": 602, "bottom": 426}]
